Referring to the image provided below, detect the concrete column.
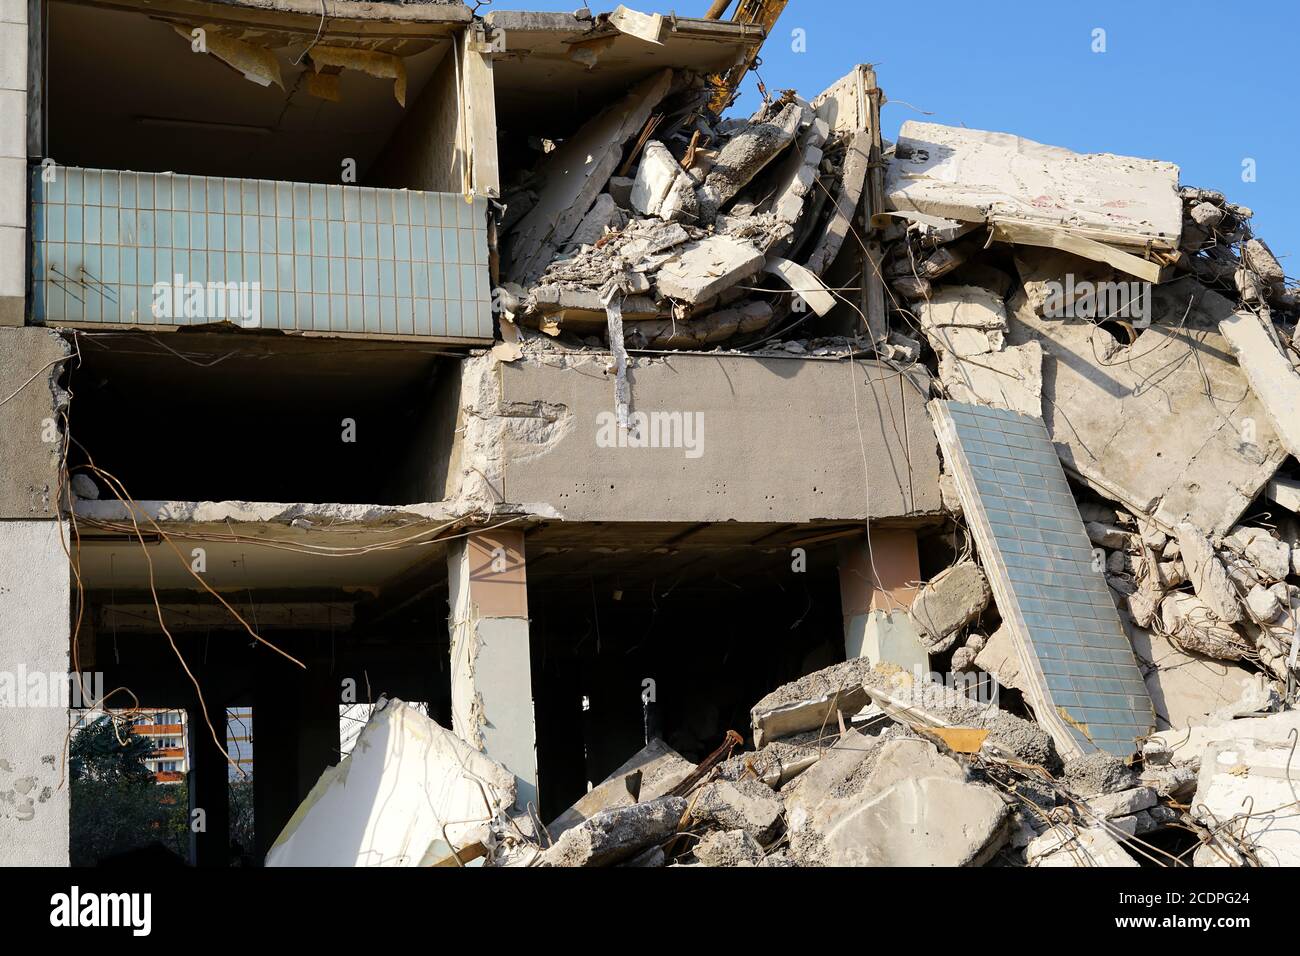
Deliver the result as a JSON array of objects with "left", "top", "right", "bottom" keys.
[
  {"left": 185, "top": 691, "right": 231, "bottom": 868},
  {"left": 0, "top": 0, "right": 29, "bottom": 326},
  {"left": 0, "top": 520, "right": 70, "bottom": 865},
  {"left": 838, "top": 528, "right": 927, "bottom": 672},
  {"left": 447, "top": 528, "right": 537, "bottom": 810}
]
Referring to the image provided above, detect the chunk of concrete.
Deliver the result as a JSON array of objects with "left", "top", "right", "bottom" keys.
[
  {"left": 697, "top": 101, "right": 803, "bottom": 218},
  {"left": 1176, "top": 523, "right": 1243, "bottom": 623},
  {"left": 750, "top": 658, "right": 874, "bottom": 748},
  {"left": 547, "top": 738, "right": 694, "bottom": 840},
  {"left": 630, "top": 140, "right": 700, "bottom": 223},
  {"left": 691, "top": 777, "right": 783, "bottom": 844},
  {"left": 693, "top": 829, "right": 763, "bottom": 867},
  {"left": 1084, "top": 786, "right": 1157, "bottom": 819},
  {"left": 1126, "top": 623, "right": 1261, "bottom": 731},
  {"left": 566, "top": 193, "right": 627, "bottom": 249},
  {"left": 917, "top": 285, "right": 1008, "bottom": 358},
  {"left": 763, "top": 255, "right": 837, "bottom": 316},
  {"left": 1243, "top": 238, "right": 1285, "bottom": 285},
  {"left": 1246, "top": 583, "right": 1284, "bottom": 622},
  {"left": 1219, "top": 309, "right": 1300, "bottom": 460},
  {"left": 1143, "top": 708, "right": 1300, "bottom": 771},
  {"left": 1062, "top": 751, "right": 1139, "bottom": 796},
  {"left": 973, "top": 623, "right": 1025, "bottom": 693},
  {"left": 819, "top": 772, "right": 1010, "bottom": 866},
  {"left": 1026, "top": 826, "right": 1138, "bottom": 867},
  {"left": 939, "top": 341, "right": 1043, "bottom": 418},
  {"left": 654, "top": 236, "right": 765, "bottom": 304},
  {"left": 1160, "top": 592, "right": 1249, "bottom": 661},
  {"left": 1191, "top": 737, "right": 1300, "bottom": 866},
  {"left": 1223, "top": 526, "right": 1291, "bottom": 583},
  {"left": 541, "top": 795, "right": 687, "bottom": 867},
  {"left": 908, "top": 561, "right": 991, "bottom": 653},
  {"left": 265, "top": 698, "right": 516, "bottom": 867}
]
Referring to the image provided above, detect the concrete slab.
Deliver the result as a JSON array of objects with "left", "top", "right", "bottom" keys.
[{"left": 886, "top": 121, "right": 1181, "bottom": 251}]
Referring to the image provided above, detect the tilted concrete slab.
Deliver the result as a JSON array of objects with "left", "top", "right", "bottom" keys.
[
  {"left": 476, "top": 351, "right": 940, "bottom": 522},
  {"left": 1010, "top": 252, "right": 1289, "bottom": 536},
  {"left": 931, "top": 400, "right": 1155, "bottom": 759}
]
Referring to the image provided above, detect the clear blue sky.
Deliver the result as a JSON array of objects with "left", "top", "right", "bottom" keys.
[{"left": 499, "top": 0, "right": 1299, "bottom": 267}]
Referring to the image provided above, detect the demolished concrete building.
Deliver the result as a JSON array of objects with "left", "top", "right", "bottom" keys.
[{"left": 2, "top": 0, "right": 1299, "bottom": 870}]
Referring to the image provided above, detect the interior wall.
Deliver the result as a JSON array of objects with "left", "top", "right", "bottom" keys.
[{"left": 372, "top": 38, "right": 463, "bottom": 194}]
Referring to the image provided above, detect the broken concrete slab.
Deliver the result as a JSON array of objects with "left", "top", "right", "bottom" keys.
[
  {"left": 547, "top": 737, "right": 695, "bottom": 841},
  {"left": 887, "top": 121, "right": 1181, "bottom": 252},
  {"left": 266, "top": 698, "right": 517, "bottom": 867},
  {"left": 916, "top": 285, "right": 1009, "bottom": 358},
  {"left": 630, "top": 140, "right": 700, "bottom": 223},
  {"left": 541, "top": 795, "right": 687, "bottom": 867},
  {"left": 817, "top": 765, "right": 1010, "bottom": 866},
  {"left": 907, "top": 560, "right": 990, "bottom": 653},
  {"left": 1010, "top": 254, "right": 1290, "bottom": 536},
  {"left": 1159, "top": 592, "right": 1250, "bottom": 661},
  {"left": 654, "top": 235, "right": 765, "bottom": 304},
  {"left": 939, "top": 340, "right": 1043, "bottom": 418},
  {"left": 1219, "top": 309, "right": 1300, "bottom": 460},
  {"left": 1025, "top": 825, "right": 1138, "bottom": 867},
  {"left": 689, "top": 776, "right": 783, "bottom": 843},
  {"left": 973, "top": 623, "right": 1026, "bottom": 693},
  {"left": 1191, "top": 736, "right": 1300, "bottom": 866},
  {"left": 1176, "top": 523, "right": 1243, "bottom": 623},
  {"left": 1223, "top": 525, "right": 1291, "bottom": 583},
  {"left": 696, "top": 100, "right": 803, "bottom": 219},
  {"left": 763, "top": 255, "right": 837, "bottom": 316},
  {"left": 1142, "top": 708, "right": 1300, "bottom": 770},
  {"left": 750, "top": 657, "right": 874, "bottom": 748},
  {"left": 931, "top": 400, "right": 1155, "bottom": 759},
  {"left": 1083, "top": 786, "right": 1157, "bottom": 820}
]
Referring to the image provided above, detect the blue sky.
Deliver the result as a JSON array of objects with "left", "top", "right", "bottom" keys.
[{"left": 502, "top": 0, "right": 1298, "bottom": 266}]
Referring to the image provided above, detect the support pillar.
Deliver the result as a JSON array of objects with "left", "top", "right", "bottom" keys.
[
  {"left": 447, "top": 528, "right": 537, "bottom": 811},
  {"left": 185, "top": 688, "right": 230, "bottom": 868},
  {"left": 838, "top": 528, "right": 927, "bottom": 672},
  {"left": 0, "top": 520, "right": 70, "bottom": 865}
]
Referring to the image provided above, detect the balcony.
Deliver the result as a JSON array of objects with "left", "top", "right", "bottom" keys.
[{"left": 30, "top": 167, "right": 492, "bottom": 342}]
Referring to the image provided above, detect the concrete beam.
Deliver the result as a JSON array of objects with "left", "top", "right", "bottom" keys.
[
  {"left": 447, "top": 528, "right": 537, "bottom": 810},
  {"left": 465, "top": 351, "right": 941, "bottom": 523}
]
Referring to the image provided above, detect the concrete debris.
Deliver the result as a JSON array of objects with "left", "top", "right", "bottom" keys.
[
  {"left": 750, "top": 657, "right": 874, "bottom": 748},
  {"left": 692, "top": 829, "right": 764, "bottom": 867},
  {"left": 1191, "top": 736, "right": 1300, "bottom": 866},
  {"left": 1062, "top": 751, "right": 1139, "bottom": 796},
  {"left": 689, "top": 777, "right": 783, "bottom": 843},
  {"left": 266, "top": 698, "right": 519, "bottom": 867},
  {"left": 541, "top": 796, "right": 687, "bottom": 867},
  {"left": 547, "top": 738, "right": 695, "bottom": 841},
  {"left": 1026, "top": 826, "right": 1138, "bottom": 868},
  {"left": 907, "top": 560, "right": 991, "bottom": 652}
]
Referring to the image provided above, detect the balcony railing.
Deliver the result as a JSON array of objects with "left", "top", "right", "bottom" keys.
[{"left": 30, "top": 167, "right": 493, "bottom": 342}]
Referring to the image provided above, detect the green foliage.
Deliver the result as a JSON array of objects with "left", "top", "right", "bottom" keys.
[{"left": 69, "top": 716, "right": 188, "bottom": 866}]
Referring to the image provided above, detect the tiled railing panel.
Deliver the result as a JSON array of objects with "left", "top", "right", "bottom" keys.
[{"left": 30, "top": 167, "right": 493, "bottom": 340}]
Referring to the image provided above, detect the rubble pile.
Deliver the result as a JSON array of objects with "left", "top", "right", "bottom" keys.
[{"left": 497, "top": 67, "right": 880, "bottom": 355}]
